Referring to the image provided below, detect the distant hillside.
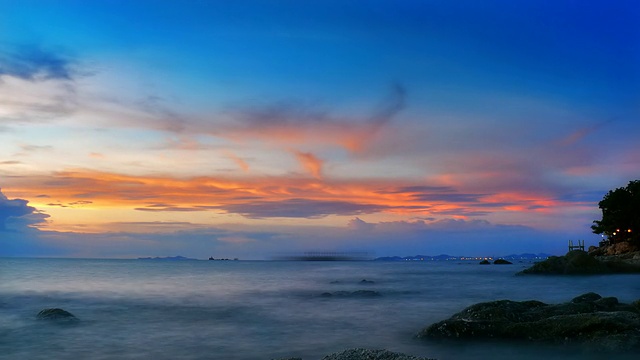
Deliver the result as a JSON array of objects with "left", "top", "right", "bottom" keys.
[{"left": 374, "top": 253, "right": 552, "bottom": 261}]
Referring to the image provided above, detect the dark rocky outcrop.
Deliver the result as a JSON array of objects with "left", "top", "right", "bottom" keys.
[
  {"left": 36, "top": 308, "right": 77, "bottom": 321},
  {"left": 417, "top": 293, "right": 640, "bottom": 351},
  {"left": 493, "top": 259, "right": 512, "bottom": 265},
  {"left": 479, "top": 260, "right": 490, "bottom": 265},
  {"left": 518, "top": 250, "right": 640, "bottom": 275}
]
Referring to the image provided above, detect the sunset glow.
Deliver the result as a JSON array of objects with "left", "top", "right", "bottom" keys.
[{"left": 1, "top": 0, "right": 638, "bottom": 259}]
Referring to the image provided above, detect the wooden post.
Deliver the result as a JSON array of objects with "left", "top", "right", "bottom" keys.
[{"left": 568, "top": 240, "right": 585, "bottom": 252}]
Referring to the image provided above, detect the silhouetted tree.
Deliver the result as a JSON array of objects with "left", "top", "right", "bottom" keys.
[{"left": 592, "top": 180, "right": 640, "bottom": 244}]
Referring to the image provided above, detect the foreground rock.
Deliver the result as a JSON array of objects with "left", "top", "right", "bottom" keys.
[
  {"left": 417, "top": 292, "right": 640, "bottom": 351},
  {"left": 518, "top": 250, "right": 640, "bottom": 275},
  {"left": 36, "top": 308, "right": 78, "bottom": 321},
  {"left": 272, "top": 348, "right": 435, "bottom": 360},
  {"left": 321, "top": 348, "right": 435, "bottom": 360}
]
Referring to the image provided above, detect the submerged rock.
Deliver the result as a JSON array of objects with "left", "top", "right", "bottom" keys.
[
  {"left": 417, "top": 292, "right": 640, "bottom": 351},
  {"left": 37, "top": 308, "right": 77, "bottom": 321}
]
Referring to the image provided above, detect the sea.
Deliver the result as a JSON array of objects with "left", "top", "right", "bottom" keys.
[{"left": 1, "top": 258, "right": 638, "bottom": 360}]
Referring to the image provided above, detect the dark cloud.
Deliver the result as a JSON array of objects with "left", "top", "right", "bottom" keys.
[
  {"left": 368, "top": 82, "right": 406, "bottom": 128},
  {"left": 134, "top": 203, "right": 221, "bottom": 212},
  {"left": 0, "top": 45, "right": 76, "bottom": 81},
  {"left": 135, "top": 203, "right": 205, "bottom": 212},
  {"left": 20, "top": 144, "right": 54, "bottom": 152},
  {"left": 412, "top": 192, "right": 484, "bottom": 203},
  {"left": 69, "top": 200, "right": 93, "bottom": 206},
  {"left": 226, "top": 83, "right": 405, "bottom": 132},
  {"left": 229, "top": 99, "right": 330, "bottom": 130},
  {"left": 555, "top": 191, "right": 605, "bottom": 204},
  {"left": 44, "top": 200, "right": 93, "bottom": 208},
  {"left": 382, "top": 185, "right": 487, "bottom": 203},
  {"left": 377, "top": 185, "right": 453, "bottom": 194},
  {"left": 429, "top": 209, "right": 492, "bottom": 217},
  {"left": 218, "top": 198, "right": 388, "bottom": 219},
  {"left": 0, "top": 188, "right": 37, "bottom": 230}
]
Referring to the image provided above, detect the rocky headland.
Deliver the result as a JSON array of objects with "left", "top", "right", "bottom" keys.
[
  {"left": 417, "top": 292, "right": 640, "bottom": 352},
  {"left": 517, "top": 250, "right": 640, "bottom": 275}
]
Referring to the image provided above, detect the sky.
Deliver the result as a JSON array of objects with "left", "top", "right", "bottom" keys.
[{"left": 0, "top": 0, "right": 638, "bottom": 259}]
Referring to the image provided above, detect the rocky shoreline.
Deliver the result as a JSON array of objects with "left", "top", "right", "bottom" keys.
[{"left": 517, "top": 250, "right": 640, "bottom": 275}]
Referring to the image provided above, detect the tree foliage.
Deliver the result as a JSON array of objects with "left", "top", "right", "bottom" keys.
[{"left": 591, "top": 180, "right": 640, "bottom": 244}]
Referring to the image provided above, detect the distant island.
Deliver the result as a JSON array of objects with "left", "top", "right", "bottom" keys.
[
  {"left": 137, "top": 256, "right": 198, "bottom": 261},
  {"left": 374, "top": 253, "right": 552, "bottom": 261}
]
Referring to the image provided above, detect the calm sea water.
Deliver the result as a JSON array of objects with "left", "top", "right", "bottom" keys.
[{"left": 1, "top": 258, "right": 638, "bottom": 360}]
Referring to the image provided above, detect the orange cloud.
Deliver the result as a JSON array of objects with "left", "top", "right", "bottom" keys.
[
  {"left": 224, "top": 151, "right": 250, "bottom": 172},
  {"left": 1, "top": 164, "right": 590, "bottom": 233},
  {"left": 293, "top": 150, "right": 323, "bottom": 178},
  {"left": 202, "top": 84, "right": 405, "bottom": 155}
]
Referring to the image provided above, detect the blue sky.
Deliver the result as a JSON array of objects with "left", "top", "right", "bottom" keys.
[{"left": 0, "top": 1, "right": 638, "bottom": 259}]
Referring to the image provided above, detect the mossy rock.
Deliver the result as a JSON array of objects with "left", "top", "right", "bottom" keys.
[{"left": 418, "top": 293, "right": 640, "bottom": 351}]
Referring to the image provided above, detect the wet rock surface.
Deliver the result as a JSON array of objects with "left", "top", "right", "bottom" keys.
[{"left": 417, "top": 292, "right": 640, "bottom": 351}]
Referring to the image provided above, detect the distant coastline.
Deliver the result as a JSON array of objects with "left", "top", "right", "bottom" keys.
[
  {"left": 134, "top": 253, "right": 553, "bottom": 262},
  {"left": 137, "top": 256, "right": 198, "bottom": 261},
  {"left": 374, "top": 253, "right": 552, "bottom": 261}
]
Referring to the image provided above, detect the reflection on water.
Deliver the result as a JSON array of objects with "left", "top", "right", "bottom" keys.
[{"left": 0, "top": 258, "right": 638, "bottom": 359}]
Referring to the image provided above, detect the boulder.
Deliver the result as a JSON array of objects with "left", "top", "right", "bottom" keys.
[
  {"left": 479, "top": 260, "right": 490, "bottom": 265},
  {"left": 417, "top": 293, "right": 640, "bottom": 351},
  {"left": 36, "top": 308, "right": 77, "bottom": 321}
]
